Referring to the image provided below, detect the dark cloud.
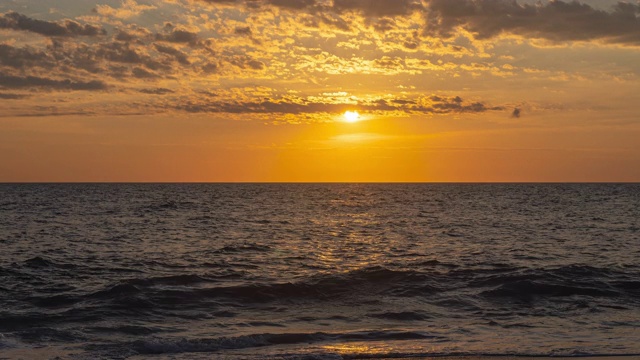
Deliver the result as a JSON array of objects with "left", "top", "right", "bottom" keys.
[
  {"left": 424, "top": 0, "right": 640, "bottom": 45},
  {"left": 412, "top": 95, "right": 504, "bottom": 114},
  {"left": 196, "top": 0, "right": 241, "bottom": 4},
  {"left": 403, "top": 41, "right": 419, "bottom": 49},
  {"left": 96, "top": 41, "right": 146, "bottom": 64},
  {"left": 246, "top": 59, "right": 266, "bottom": 70},
  {"left": 190, "top": 0, "right": 640, "bottom": 45},
  {"left": 96, "top": 41, "right": 169, "bottom": 71},
  {"left": 156, "top": 29, "right": 199, "bottom": 46},
  {"left": 0, "top": 93, "right": 29, "bottom": 99},
  {"left": 113, "top": 26, "right": 153, "bottom": 43},
  {"left": 374, "top": 56, "right": 404, "bottom": 69},
  {"left": 0, "top": 25, "right": 215, "bottom": 92},
  {"left": 268, "top": 0, "right": 315, "bottom": 10},
  {"left": 227, "top": 56, "right": 266, "bottom": 70},
  {"left": 132, "top": 67, "right": 159, "bottom": 79},
  {"left": 0, "top": 39, "right": 193, "bottom": 84},
  {"left": 139, "top": 88, "right": 174, "bottom": 95},
  {"left": 175, "top": 94, "right": 501, "bottom": 115},
  {"left": 512, "top": 108, "right": 521, "bottom": 118},
  {"left": 115, "top": 30, "right": 138, "bottom": 42},
  {"left": 333, "top": 0, "right": 421, "bottom": 17},
  {"left": 195, "top": 0, "right": 315, "bottom": 10},
  {"left": 9, "top": 109, "right": 97, "bottom": 118},
  {"left": 0, "top": 12, "right": 105, "bottom": 37},
  {"left": 0, "top": 73, "right": 108, "bottom": 91},
  {"left": 234, "top": 26, "right": 252, "bottom": 36},
  {"left": 201, "top": 62, "right": 219, "bottom": 74},
  {"left": 192, "top": 0, "right": 421, "bottom": 23},
  {"left": 154, "top": 44, "right": 191, "bottom": 65},
  {"left": 371, "top": 17, "right": 396, "bottom": 32},
  {"left": 0, "top": 44, "right": 53, "bottom": 69}
]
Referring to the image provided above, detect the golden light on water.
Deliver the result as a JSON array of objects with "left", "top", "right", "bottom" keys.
[{"left": 343, "top": 111, "right": 361, "bottom": 123}]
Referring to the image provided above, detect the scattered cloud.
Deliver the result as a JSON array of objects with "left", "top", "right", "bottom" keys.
[
  {"left": 93, "top": 0, "right": 157, "bottom": 20},
  {"left": 189, "top": 0, "right": 640, "bottom": 46},
  {"left": 155, "top": 27, "right": 200, "bottom": 46},
  {"left": 0, "top": 12, "right": 105, "bottom": 37},
  {"left": 175, "top": 93, "right": 503, "bottom": 117},
  {"left": 0, "top": 44, "right": 53, "bottom": 69},
  {"left": 424, "top": 0, "right": 640, "bottom": 45},
  {"left": 3, "top": 1, "right": 640, "bottom": 120},
  {"left": 0, "top": 73, "right": 108, "bottom": 91},
  {"left": 154, "top": 44, "right": 191, "bottom": 65},
  {"left": 332, "top": 0, "right": 422, "bottom": 17}
]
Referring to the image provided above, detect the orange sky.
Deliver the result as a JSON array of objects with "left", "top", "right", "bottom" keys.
[{"left": 1, "top": 0, "right": 640, "bottom": 182}]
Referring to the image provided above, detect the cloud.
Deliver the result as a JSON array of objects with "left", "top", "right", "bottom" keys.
[
  {"left": 413, "top": 95, "right": 504, "bottom": 114},
  {"left": 0, "top": 12, "right": 106, "bottom": 37},
  {"left": 95, "top": 41, "right": 170, "bottom": 71},
  {"left": 246, "top": 59, "right": 266, "bottom": 70},
  {"left": 139, "top": 88, "right": 175, "bottom": 95},
  {"left": 268, "top": 0, "right": 316, "bottom": 10},
  {"left": 234, "top": 26, "right": 252, "bottom": 36},
  {"left": 196, "top": 0, "right": 420, "bottom": 16},
  {"left": 0, "top": 93, "right": 29, "bottom": 99},
  {"left": 93, "top": 0, "right": 157, "bottom": 20},
  {"left": 332, "top": 0, "right": 422, "bottom": 17},
  {"left": 155, "top": 28, "right": 200, "bottom": 45},
  {"left": 424, "top": 0, "right": 640, "bottom": 45},
  {"left": 0, "top": 38, "right": 196, "bottom": 83},
  {"left": 189, "top": 0, "right": 640, "bottom": 45},
  {"left": 132, "top": 67, "right": 159, "bottom": 79},
  {"left": 0, "top": 73, "right": 108, "bottom": 91},
  {"left": 512, "top": 108, "right": 521, "bottom": 118},
  {"left": 114, "top": 26, "right": 153, "bottom": 42},
  {"left": 175, "top": 93, "right": 502, "bottom": 116},
  {"left": 4, "top": 0, "right": 627, "bottom": 121},
  {"left": 154, "top": 44, "right": 191, "bottom": 65},
  {"left": 0, "top": 44, "right": 53, "bottom": 69}
]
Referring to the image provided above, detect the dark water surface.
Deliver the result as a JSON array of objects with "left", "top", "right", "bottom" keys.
[{"left": 1, "top": 184, "right": 639, "bottom": 359}]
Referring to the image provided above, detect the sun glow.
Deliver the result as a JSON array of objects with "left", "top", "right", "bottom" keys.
[{"left": 343, "top": 111, "right": 361, "bottom": 123}]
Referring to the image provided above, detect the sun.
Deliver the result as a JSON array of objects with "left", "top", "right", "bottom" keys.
[{"left": 343, "top": 111, "right": 361, "bottom": 123}]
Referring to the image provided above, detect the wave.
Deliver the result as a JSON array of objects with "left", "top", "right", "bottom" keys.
[
  {"left": 0, "top": 334, "right": 19, "bottom": 350},
  {"left": 88, "top": 325, "right": 159, "bottom": 336},
  {"left": 188, "top": 264, "right": 640, "bottom": 304},
  {"left": 137, "top": 200, "right": 197, "bottom": 212},
  {"left": 474, "top": 265, "right": 640, "bottom": 301},
  {"left": 124, "top": 274, "right": 217, "bottom": 286},
  {"left": 85, "top": 329, "right": 640, "bottom": 359},
  {"left": 121, "top": 330, "right": 440, "bottom": 355},
  {"left": 68, "top": 266, "right": 429, "bottom": 306},
  {"left": 21, "top": 256, "right": 78, "bottom": 270},
  {"left": 211, "top": 243, "right": 272, "bottom": 254},
  {"left": 481, "top": 279, "right": 619, "bottom": 299},
  {"left": 11, "top": 263, "right": 640, "bottom": 317},
  {"left": 368, "top": 311, "right": 431, "bottom": 321}
]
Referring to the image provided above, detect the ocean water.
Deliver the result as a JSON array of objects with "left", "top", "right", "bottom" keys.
[{"left": 0, "top": 183, "right": 639, "bottom": 360}]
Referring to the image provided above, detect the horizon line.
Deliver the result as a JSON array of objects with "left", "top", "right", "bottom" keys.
[{"left": 2, "top": 181, "right": 639, "bottom": 185}]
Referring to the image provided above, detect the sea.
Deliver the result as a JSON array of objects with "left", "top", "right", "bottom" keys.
[{"left": 0, "top": 183, "right": 639, "bottom": 360}]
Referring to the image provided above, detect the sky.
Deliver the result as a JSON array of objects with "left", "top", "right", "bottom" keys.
[{"left": 1, "top": 0, "right": 640, "bottom": 182}]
